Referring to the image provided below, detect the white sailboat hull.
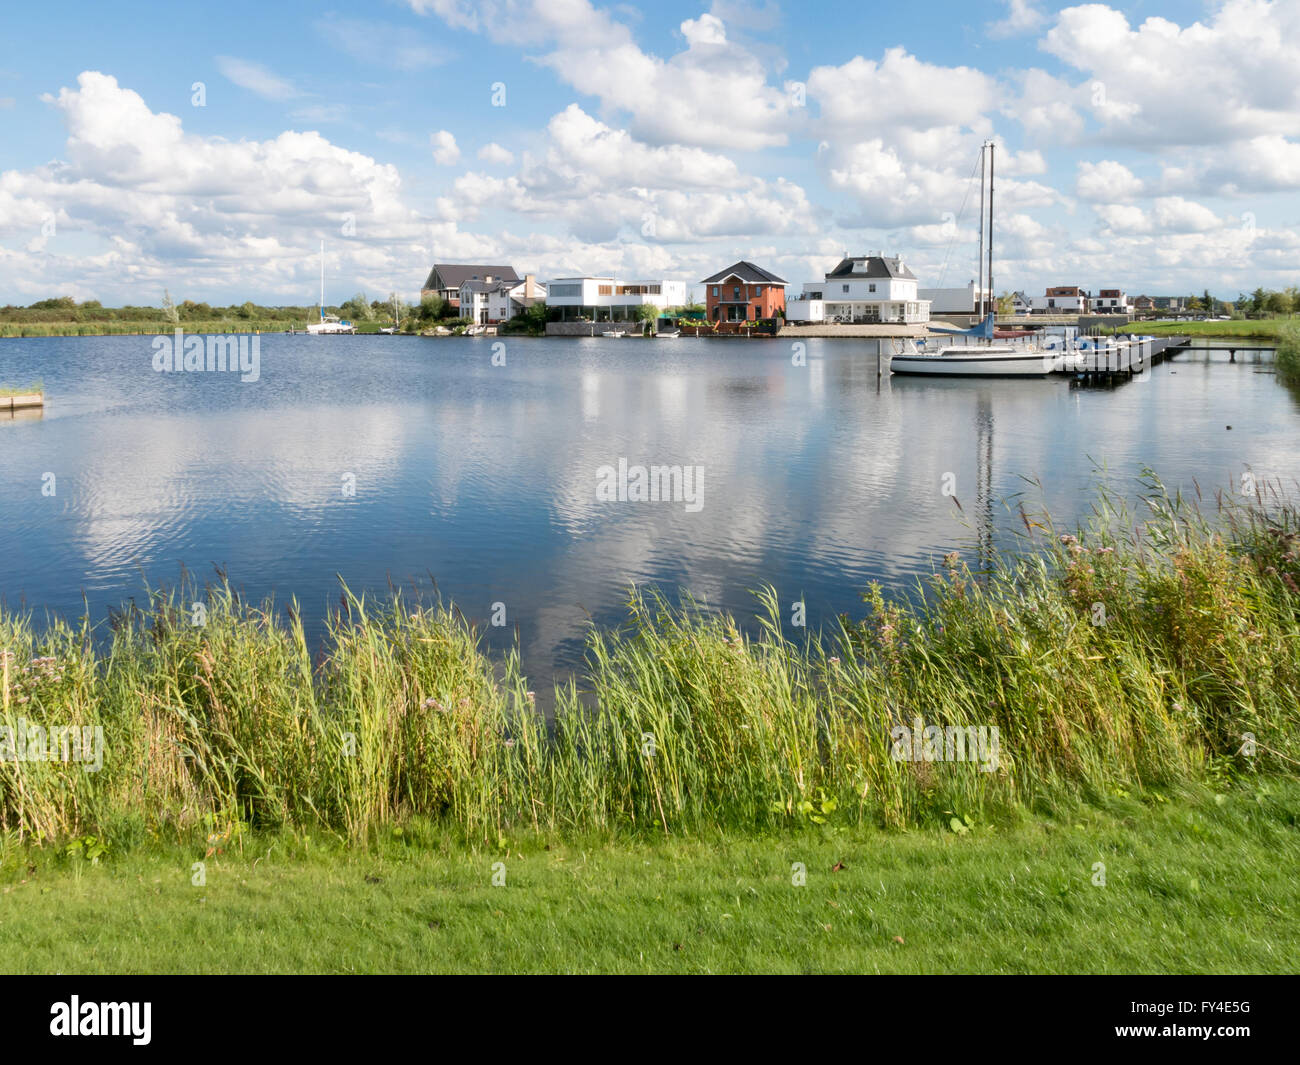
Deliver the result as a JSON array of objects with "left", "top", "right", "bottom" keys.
[{"left": 890, "top": 349, "right": 1062, "bottom": 377}]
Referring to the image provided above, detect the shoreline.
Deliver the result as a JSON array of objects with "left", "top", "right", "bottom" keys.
[
  {"left": 2, "top": 479, "right": 1296, "bottom": 845},
  {"left": 2, "top": 319, "right": 1292, "bottom": 341}
]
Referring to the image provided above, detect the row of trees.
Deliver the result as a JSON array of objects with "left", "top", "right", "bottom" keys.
[{"left": 1233, "top": 287, "right": 1300, "bottom": 317}]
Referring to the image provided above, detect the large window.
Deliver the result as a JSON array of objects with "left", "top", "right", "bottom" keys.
[
  {"left": 549, "top": 284, "right": 582, "bottom": 298},
  {"left": 598, "top": 285, "right": 612, "bottom": 295}
]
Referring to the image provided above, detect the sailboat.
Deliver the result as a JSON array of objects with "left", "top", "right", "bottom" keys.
[
  {"left": 890, "top": 142, "right": 1060, "bottom": 377},
  {"left": 306, "top": 240, "right": 357, "bottom": 335}
]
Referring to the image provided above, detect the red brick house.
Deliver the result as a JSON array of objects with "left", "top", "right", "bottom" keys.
[{"left": 701, "top": 261, "right": 787, "bottom": 322}]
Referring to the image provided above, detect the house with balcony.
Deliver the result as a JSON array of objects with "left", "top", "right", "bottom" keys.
[
  {"left": 700, "top": 261, "right": 787, "bottom": 322},
  {"left": 459, "top": 275, "right": 547, "bottom": 325},
  {"left": 1031, "top": 286, "right": 1089, "bottom": 314},
  {"left": 786, "top": 255, "right": 930, "bottom": 324},
  {"left": 1093, "top": 289, "right": 1132, "bottom": 314},
  {"left": 544, "top": 276, "right": 687, "bottom": 320},
  {"left": 421, "top": 264, "right": 520, "bottom": 313}
]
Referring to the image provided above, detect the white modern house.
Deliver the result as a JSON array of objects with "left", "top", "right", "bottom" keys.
[
  {"left": 1092, "top": 289, "right": 1132, "bottom": 314},
  {"left": 1031, "top": 286, "right": 1089, "bottom": 313},
  {"left": 917, "top": 280, "right": 992, "bottom": 315},
  {"left": 1011, "top": 291, "right": 1032, "bottom": 315},
  {"left": 545, "top": 277, "right": 687, "bottom": 320},
  {"left": 786, "top": 255, "right": 930, "bottom": 324},
  {"left": 459, "top": 275, "right": 547, "bottom": 324}
]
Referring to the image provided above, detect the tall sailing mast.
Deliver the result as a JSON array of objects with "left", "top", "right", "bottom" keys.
[
  {"left": 319, "top": 240, "right": 325, "bottom": 322},
  {"left": 977, "top": 144, "right": 986, "bottom": 320},
  {"left": 987, "top": 141, "right": 995, "bottom": 323}
]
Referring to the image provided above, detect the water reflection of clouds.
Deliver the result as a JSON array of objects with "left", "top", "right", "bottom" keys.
[{"left": 5, "top": 334, "right": 1299, "bottom": 684}]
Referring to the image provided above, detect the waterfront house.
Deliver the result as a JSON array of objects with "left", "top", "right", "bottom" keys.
[
  {"left": 421, "top": 264, "right": 520, "bottom": 313},
  {"left": 1132, "top": 294, "right": 1156, "bottom": 314},
  {"left": 700, "top": 261, "right": 787, "bottom": 322},
  {"left": 459, "top": 275, "right": 547, "bottom": 325},
  {"left": 1093, "top": 289, "right": 1132, "bottom": 314},
  {"left": 1031, "top": 286, "right": 1089, "bottom": 314},
  {"left": 544, "top": 276, "right": 687, "bottom": 321},
  {"left": 1153, "top": 296, "right": 1189, "bottom": 313},
  {"left": 1011, "top": 291, "right": 1032, "bottom": 315},
  {"left": 917, "top": 279, "right": 992, "bottom": 315},
  {"left": 787, "top": 255, "right": 930, "bottom": 324}
]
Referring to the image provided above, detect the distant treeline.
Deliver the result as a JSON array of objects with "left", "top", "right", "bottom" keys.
[
  {"left": 1, "top": 296, "right": 332, "bottom": 324},
  {"left": 1232, "top": 287, "right": 1300, "bottom": 317}
]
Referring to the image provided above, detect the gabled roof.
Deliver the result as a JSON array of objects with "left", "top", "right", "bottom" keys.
[
  {"left": 424, "top": 264, "right": 520, "bottom": 290},
  {"left": 460, "top": 279, "right": 514, "bottom": 294},
  {"left": 824, "top": 256, "right": 915, "bottom": 281},
  {"left": 700, "top": 260, "right": 787, "bottom": 285}
]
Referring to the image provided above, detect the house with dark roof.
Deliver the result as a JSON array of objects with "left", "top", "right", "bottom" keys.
[
  {"left": 459, "top": 275, "right": 547, "bottom": 324},
  {"left": 789, "top": 254, "right": 930, "bottom": 324},
  {"left": 700, "top": 261, "right": 787, "bottom": 322},
  {"left": 421, "top": 264, "right": 521, "bottom": 312}
]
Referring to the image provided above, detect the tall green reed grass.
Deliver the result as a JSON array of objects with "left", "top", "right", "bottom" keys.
[
  {"left": 2, "top": 478, "right": 1297, "bottom": 846},
  {"left": 1275, "top": 320, "right": 1300, "bottom": 385}
]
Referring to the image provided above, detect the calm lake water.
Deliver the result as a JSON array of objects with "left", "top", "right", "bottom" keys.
[{"left": 1, "top": 333, "right": 1296, "bottom": 683}]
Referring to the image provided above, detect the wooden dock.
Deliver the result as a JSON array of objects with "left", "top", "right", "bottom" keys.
[
  {"left": 1066, "top": 336, "right": 1187, "bottom": 386},
  {"left": 1, "top": 392, "right": 43, "bottom": 412}
]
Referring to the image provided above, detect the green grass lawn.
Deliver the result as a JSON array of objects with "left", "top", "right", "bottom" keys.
[
  {"left": 3, "top": 781, "right": 1295, "bottom": 974},
  {"left": 1117, "top": 319, "right": 1290, "bottom": 338}
]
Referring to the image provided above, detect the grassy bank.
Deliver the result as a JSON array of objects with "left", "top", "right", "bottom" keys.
[
  {"left": 0, "top": 320, "right": 308, "bottom": 338},
  {"left": 1, "top": 781, "right": 1294, "bottom": 973},
  {"left": 2, "top": 476, "right": 1298, "bottom": 850},
  {"left": 0, "top": 381, "right": 42, "bottom": 398},
  {"left": 1115, "top": 319, "right": 1291, "bottom": 339}
]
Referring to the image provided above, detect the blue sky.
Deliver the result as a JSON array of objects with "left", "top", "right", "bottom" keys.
[{"left": 1, "top": 0, "right": 1297, "bottom": 306}]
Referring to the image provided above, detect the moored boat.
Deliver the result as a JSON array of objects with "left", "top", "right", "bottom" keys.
[
  {"left": 890, "top": 344, "right": 1062, "bottom": 377},
  {"left": 891, "top": 141, "right": 1054, "bottom": 378}
]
